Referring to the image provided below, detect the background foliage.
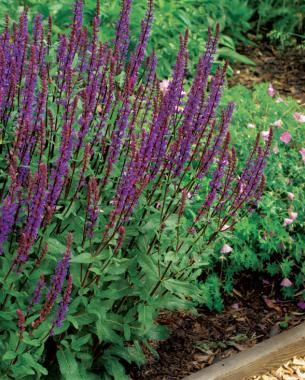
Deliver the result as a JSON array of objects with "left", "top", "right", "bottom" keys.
[
  {"left": 209, "top": 83, "right": 305, "bottom": 307},
  {"left": 1, "top": 0, "right": 304, "bottom": 78}
]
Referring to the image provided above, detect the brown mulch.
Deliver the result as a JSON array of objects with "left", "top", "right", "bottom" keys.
[
  {"left": 227, "top": 42, "right": 305, "bottom": 104},
  {"left": 129, "top": 273, "right": 305, "bottom": 380}
]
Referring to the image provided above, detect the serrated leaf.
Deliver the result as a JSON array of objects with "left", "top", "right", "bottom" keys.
[
  {"left": 71, "top": 252, "right": 94, "bottom": 264},
  {"left": 57, "top": 348, "right": 82, "bottom": 380},
  {"left": 3, "top": 350, "right": 17, "bottom": 361},
  {"left": 163, "top": 278, "right": 199, "bottom": 298},
  {"left": 47, "top": 238, "right": 66, "bottom": 255},
  {"left": 137, "top": 253, "right": 158, "bottom": 279}
]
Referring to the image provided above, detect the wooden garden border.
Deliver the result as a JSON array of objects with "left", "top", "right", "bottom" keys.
[{"left": 184, "top": 321, "right": 305, "bottom": 380}]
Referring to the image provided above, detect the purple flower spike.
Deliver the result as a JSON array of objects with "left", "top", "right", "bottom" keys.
[
  {"left": 114, "top": 0, "right": 132, "bottom": 72},
  {"left": 28, "top": 274, "right": 45, "bottom": 311},
  {"left": 32, "top": 233, "right": 73, "bottom": 329},
  {"left": 17, "top": 164, "right": 48, "bottom": 264},
  {"left": 50, "top": 274, "right": 73, "bottom": 336}
]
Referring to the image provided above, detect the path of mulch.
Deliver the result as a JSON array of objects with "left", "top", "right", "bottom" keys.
[
  {"left": 129, "top": 273, "right": 305, "bottom": 380},
  {"left": 228, "top": 42, "right": 305, "bottom": 103}
]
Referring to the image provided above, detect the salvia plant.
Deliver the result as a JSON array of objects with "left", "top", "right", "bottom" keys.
[{"left": 0, "top": 0, "right": 271, "bottom": 378}]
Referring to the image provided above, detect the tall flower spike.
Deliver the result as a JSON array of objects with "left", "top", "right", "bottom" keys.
[
  {"left": 85, "top": 177, "right": 100, "bottom": 238},
  {"left": 50, "top": 274, "right": 73, "bottom": 336},
  {"left": 114, "top": 0, "right": 132, "bottom": 73},
  {"left": 128, "top": 0, "right": 154, "bottom": 86},
  {"left": 47, "top": 97, "right": 78, "bottom": 213},
  {"left": 16, "top": 309, "right": 26, "bottom": 334},
  {"left": 17, "top": 163, "right": 48, "bottom": 264},
  {"left": 149, "top": 30, "right": 189, "bottom": 176},
  {"left": 168, "top": 28, "right": 219, "bottom": 175},
  {"left": 28, "top": 274, "right": 45, "bottom": 311},
  {"left": 0, "top": 158, "right": 20, "bottom": 254},
  {"left": 32, "top": 233, "right": 73, "bottom": 329}
]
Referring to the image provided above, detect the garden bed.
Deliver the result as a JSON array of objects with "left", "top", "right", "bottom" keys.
[
  {"left": 129, "top": 274, "right": 305, "bottom": 379},
  {"left": 228, "top": 42, "right": 305, "bottom": 103}
]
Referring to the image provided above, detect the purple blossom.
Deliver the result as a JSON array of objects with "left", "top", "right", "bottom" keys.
[
  {"left": 17, "top": 164, "right": 47, "bottom": 263},
  {"left": 0, "top": 161, "right": 20, "bottom": 254},
  {"left": 168, "top": 28, "right": 219, "bottom": 175},
  {"left": 47, "top": 233, "right": 72, "bottom": 303},
  {"left": 50, "top": 274, "right": 73, "bottom": 335},
  {"left": 28, "top": 274, "right": 45, "bottom": 311},
  {"left": 85, "top": 177, "right": 100, "bottom": 238},
  {"left": 128, "top": 0, "right": 154, "bottom": 86},
  {"left": 32, "top": 233, "right": 73, "bottom": 329},
  {"left": 47, "top": 98, "right": 77, "bottom": 211},
  {"left": 114, "top": 0, "right": 132, "bottom": 72}
]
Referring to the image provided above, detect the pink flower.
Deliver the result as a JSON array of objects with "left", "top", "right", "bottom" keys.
[
  {"left": 299, "top": 148, "right": 305, "bottom": 163},
  {"left": 221, "top": 224, "right": 231, "bottom": 232},
  {"left": 280, "top": 278, "right": 293, "bottom": 287},
  {"left": 275, "top": 97, "right": 284, "bottom": 103},
  {"left": 231, "top": 303, "right": 240, "bottom": 310},
  {"left": 220, "top": 244, "right": 233, "bottom": 254},
  {"left": 273, "top": 119, "right": 283, "bottom": 128},
  {"left": 287, "top": 192, "right": 294, "bottom": 201},
  {"left": 247, "top": 123, "right": 256, "bottom": 129},
  {"left": 293, "top": 112, "right": 305, "bottom": 123},
  {"left": 268, "top": 83, "right": 276, "bottom": 97},
  {"left": 280, "top": 131, "right": 291, "bottom": 144},
  {"left": 159, "top": 79, "right": 170, "bottom": 94},
  {"left": 283, "top": 218, "right": 294, "bottom": 227},
  {"left": 297, "top": 300, "right": 305, "bottom": 310},
  {"left": 288, "top": 211, "right": 297, "bottom": 221},
  {"left": 261, "top": 130, "right": 270, "bottom": 142}
]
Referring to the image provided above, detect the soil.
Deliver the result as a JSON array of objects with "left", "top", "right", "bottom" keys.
[
  {"left": 227, "top": 42, "right": 305, "bottom": 104},
  {"left": 129, "top": 273, "right": 305, "bottom": 380}
]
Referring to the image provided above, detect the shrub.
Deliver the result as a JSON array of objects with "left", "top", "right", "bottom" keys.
[{"left": 0, "top": 1, "right": 270, "bottom": 378}]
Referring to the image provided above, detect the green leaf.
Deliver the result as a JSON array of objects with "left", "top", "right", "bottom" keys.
[
  {"left": 138, "top": 304, "right": 155, "bottom": 333},
  {"left": 137, "top": 253, "right": 158, "bottom": 280},
  {"left": 96, "top": 319, "right": 123, "bottom": 345},
  {"left": 3, "top": 350, "right": 17, "bottom": 361},
  {"left": 218, "top": 47, "right": 256, "bottom": 65},
  {"left": 71, "top": 334, "right": 92, "bottom": 351},
  {"left": 163, "top": 278, "right": 199, "bottom": 298},
  {"left": 22, "top": 353, "right": 48, "bottom": 376},
  {"left": 47, "top": 238, "right": 66, "bottom": 255},
  {"left": 123, "top": 323, "right": 131, "bottom": 341},
  {"left": 71, "top": 252, "right": 95, "bottom": 264},
  {"left": 104, "top": 358, "right": 129, "bottom": 380},
  {"left": 57, "top": 348, "right": 82, "bottom": 380}
]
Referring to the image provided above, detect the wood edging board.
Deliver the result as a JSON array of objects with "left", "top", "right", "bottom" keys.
[{"left": 183, "top": 321, "right": 305, "bottom": 380}]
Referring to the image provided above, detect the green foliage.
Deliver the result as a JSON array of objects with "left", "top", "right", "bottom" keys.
[
  {"left": 208, "top": 83, "right": 305, "bottom": 301},
  {"left": 0, "top": 0, "right": 255, "bottom": 78},
  {"left": 0, "top": 0, "right": 304, "bottom": 77},
  {"left": 250, "top": 0, "right": 305, "bottom": 47}
]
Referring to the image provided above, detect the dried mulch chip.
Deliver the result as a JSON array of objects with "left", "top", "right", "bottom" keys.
[{"left": 250, "top": 356, "right": 305, "bottom": 380}]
